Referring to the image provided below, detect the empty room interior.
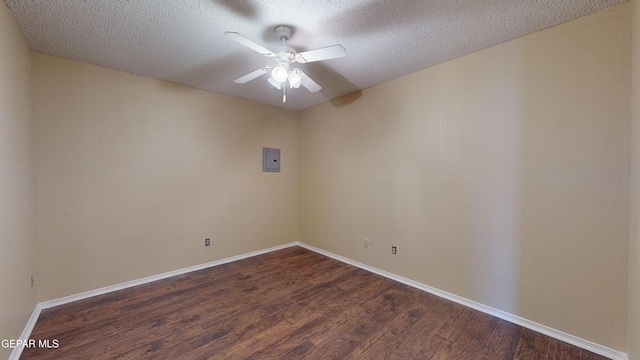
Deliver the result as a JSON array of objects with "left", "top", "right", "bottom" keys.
[{"left": 1, "top": 0, "right": 640, "bottom": 359}]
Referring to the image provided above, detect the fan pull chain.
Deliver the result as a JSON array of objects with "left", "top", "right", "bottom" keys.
[{"left": 282, "top": 84, "right": 286, "bottom": 103}]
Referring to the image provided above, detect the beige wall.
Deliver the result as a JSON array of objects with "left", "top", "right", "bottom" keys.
[
  {"left": 299, "top": 4, "right": 630, "bottom": 351},
  {"left": 0, "top": 1, "right": 37, "bottom": 358},
  {"left": 630, "top": 0, "right": 640, "bottom": 358},
  {"left": 32, "top": 54, "right": 298, "bottom": 301}
]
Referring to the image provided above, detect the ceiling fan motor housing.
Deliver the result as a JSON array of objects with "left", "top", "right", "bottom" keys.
[
  {"left": 274, "top": 47, "right": 296, "bottom": 62},
  {"left": 274, "top": 25, "right": 292, "bottom": 41}
]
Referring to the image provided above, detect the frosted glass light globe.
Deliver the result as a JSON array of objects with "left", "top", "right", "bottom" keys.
[{"left": 271, "top": 66, "right": 288, "bottom": 83}]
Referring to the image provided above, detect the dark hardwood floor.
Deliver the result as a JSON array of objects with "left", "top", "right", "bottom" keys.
[{"left": 21, "top": 246, "right": 610, "bottom": 359}]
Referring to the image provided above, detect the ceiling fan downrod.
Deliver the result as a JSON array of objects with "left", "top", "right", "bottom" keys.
[{"left": 273, "top": 26, "right": 294, "bottom": 102}]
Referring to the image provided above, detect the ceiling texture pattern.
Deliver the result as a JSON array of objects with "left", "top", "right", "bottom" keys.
[{"left": 4, "top": 0, "right": 625, "bottom": 111}]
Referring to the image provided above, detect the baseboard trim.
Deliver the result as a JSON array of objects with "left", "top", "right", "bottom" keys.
[
  {"left": 11, "top": 241, "right": 627, "bottom": 360},
  {"left": 8, "top": 303, "right": 44, "bottom": 360},
  {"left": 9, "top": 242, "right": 298, "bottom": 360},
  {"left": 295, "top": 242, "right": 628, "bottom": 360}
]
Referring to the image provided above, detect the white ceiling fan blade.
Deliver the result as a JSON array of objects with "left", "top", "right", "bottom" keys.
[
  {"left": 234, "top": 67, "right": 270, "bottom": 84},
  {"left": 295, "top": 44, "right": 346, "bottom": 63},
  {"left": 298, "top": 70, "right": 322, "bottom": 92},
  {"left": 224, "top": 32, "right": 274, "bottom": 57}
]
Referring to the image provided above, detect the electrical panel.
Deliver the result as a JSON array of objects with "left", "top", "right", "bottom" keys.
[{"left": 262, "top": 147, "right": 280, "bottom": 172}]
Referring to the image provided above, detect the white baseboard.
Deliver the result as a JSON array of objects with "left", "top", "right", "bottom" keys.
[
  {"left": 9, "top": 242, "right": 297, "bottom": 360},
  {"left": 295, "top": 242, "right": 628, "bottom": 360},
  {"left": 12, "top": 241, "right": 628, "bottom": 360},
  {"left": 8, "top": 303, "right": 44, "bottom": 360}
]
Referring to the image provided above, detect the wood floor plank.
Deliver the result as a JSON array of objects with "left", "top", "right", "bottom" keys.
[
  {"left": 20, "top": 246, "right": 611, "bottom": 360},
  {"left": 312, "top": 284, "right": 418, "bottom": 359},
  {"left": 432, "top": 309, "right": 499, "bottom": 358},
  {"left": 383, "top": 292, "right": 461, "bottom": 359},
  {"left": 210, "top": 307, "right": 305, "bottom": 360},
  {"left": 248, "top": 308, "right": 326, "bottom": 359},
  {"left": 513, "top": 328, "right": 551, "bottom": 360},
  {"left": 341, "top": 287, "right": 428, "bottom": 359},
  {"left": 481, "top": 319, "right": 522, "bottom": 359},
  {"left": 306, "top": 281, "right": 397, "bottom": 348},
  {"left": 548, "top": 338, "right": 581, "bottom": 360},
  {"left": 279, "top": 340, "right": 330, "bottom": 360}
]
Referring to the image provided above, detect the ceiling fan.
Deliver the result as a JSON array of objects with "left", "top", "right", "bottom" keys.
[{"left": 224, "top": 26, "right": 346, "bottom": 103}]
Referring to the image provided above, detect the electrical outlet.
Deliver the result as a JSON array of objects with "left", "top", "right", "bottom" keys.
[
  {"left": 205, "top": 238, "right": 211, "bottom": 246},
  {"left": 364, "top": 239, "right": 370, "bottom": 249},
  {"left": 391, "top": 246, "right": 397, "bottom": 255}
]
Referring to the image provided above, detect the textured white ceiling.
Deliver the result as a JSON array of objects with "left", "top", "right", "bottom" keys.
[{"left": 4, "top": 0, "right": 626, "bottom": 111}]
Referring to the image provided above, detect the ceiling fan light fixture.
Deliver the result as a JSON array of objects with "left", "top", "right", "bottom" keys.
[
  {"left": 225, "top": 25, "right": 346, "bottom": 103},
  {"left": 288, "top": 71, "right": 302, "bottom": 89},
  {"left": 268, "top": 77, "right": 282, "bottom": 89},
  {"left": 271, "top": 66, "right": 288, "bottom": 83}
]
